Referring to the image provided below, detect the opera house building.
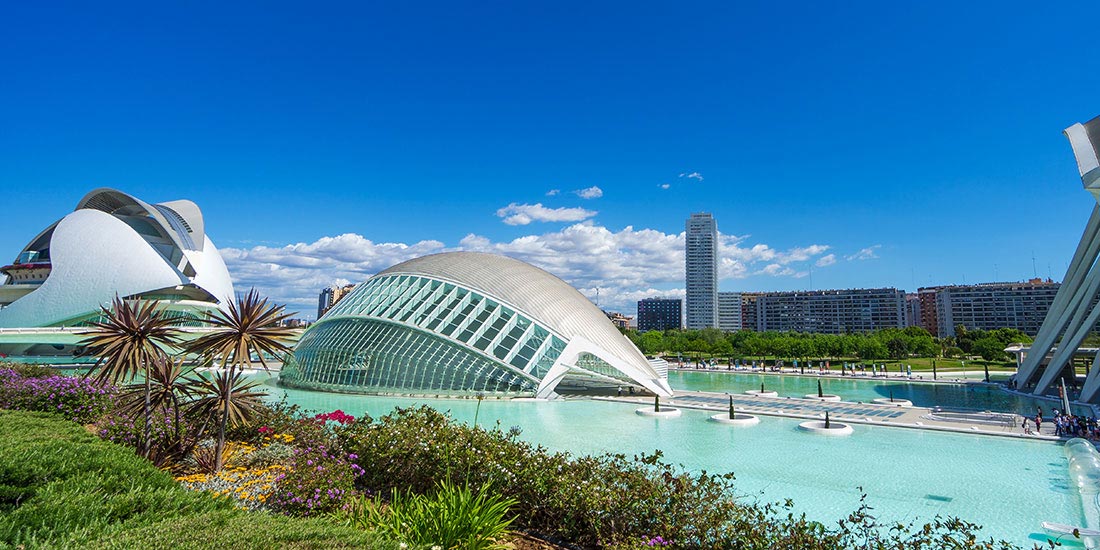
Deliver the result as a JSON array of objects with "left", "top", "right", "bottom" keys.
[
  {"left": 0, "top": 188, "right": 234, "bottom": 359},
  {"left": 282, "top": 252, "right": 672, "bottom": 398}
]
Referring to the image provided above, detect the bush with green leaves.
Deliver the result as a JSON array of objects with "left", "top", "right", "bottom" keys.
[
  {"left": 0, "top": 362, "right": 60, "bottom": 379},
  {"left": 0, "top": 366, "right": 117, "bottom": 424},
  {"left": 0, "top": 409, "right": 400, "bottom": 549},
  {"left": 269, "top": 442, "right": 365, "bottom": 516},
  {"left": 342, "top": 406, "right": 1030, "bottom": 550},
  {"left": 335, "top": 479, "right": 515, "bottom": 550}
]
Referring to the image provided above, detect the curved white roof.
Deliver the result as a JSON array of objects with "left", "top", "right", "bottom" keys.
[
  {"left": 378, "top": 252, "right": 669, "bottom": 395},
  {"left": 0, "top": 188, "right": 234, "bottom": 328}
]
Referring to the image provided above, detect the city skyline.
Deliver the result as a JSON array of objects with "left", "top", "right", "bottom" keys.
[{"left": 3, "top": 2, "right": 1100, "bottom": 317}]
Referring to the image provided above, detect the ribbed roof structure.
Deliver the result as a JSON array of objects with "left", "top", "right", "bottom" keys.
[
  {"left": 286, "top": 251, "right": 671, "bottom": 398},
  {"left": 0, "top": 188, "right": 234, "bottom": 328},
  {"left": 377, "top": 252, "right": 652, "bottom": 372}
]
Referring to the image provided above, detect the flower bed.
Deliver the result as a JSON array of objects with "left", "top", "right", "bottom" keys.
[{"left": 0, "top": 366, "right": 117, "bottom": 423}]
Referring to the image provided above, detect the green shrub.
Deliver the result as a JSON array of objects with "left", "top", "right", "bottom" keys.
[
  {"left": 336, "top": 479, "right": 515, "bottom": 550},
  {"left": 269, "top": 442, "right": 364, "bottom": 516},
  {"left": 0, "top": 362, "right": 60, "bottom": 378},
  {"left": 0, "top": 410, "right": 224, "bottom": 547},
  {"left": 244, "top": 441, "right": 295, "bottom": 468},
  {"left": 0, "top": 367, "right": 117, "bottom": 424},
  {"left": 343, "top": 406, "right": 1023, "bottom": 550},
  {"left": 90, "top": 509, "right": 396, "bottom": 549},
  {"left": 0, "top": 410, "right": 396, "bottom": 549}
]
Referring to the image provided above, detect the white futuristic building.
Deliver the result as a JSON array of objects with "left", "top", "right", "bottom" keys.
[
  {"left": 1017, "top": 115, "right": 1100, "bottom": 402},
  {"left": 0, "top": 188, "right": 234, "bottom": 332},
  {"left": 283, "top": 252, "right": 673, "bottom": 398}
]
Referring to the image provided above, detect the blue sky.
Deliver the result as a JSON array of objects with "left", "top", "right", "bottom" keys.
[{"left": 3, "top": 1, "right": 1099, "bottom": 317}]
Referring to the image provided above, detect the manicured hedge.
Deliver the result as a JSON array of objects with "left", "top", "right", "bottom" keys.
[{"left": 0, "top": 410, "right": 395, "bottom": 549}]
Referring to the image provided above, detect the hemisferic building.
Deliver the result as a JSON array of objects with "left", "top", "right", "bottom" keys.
[{"left": 282, "top": 252, "right": 672, "bottom": 399}]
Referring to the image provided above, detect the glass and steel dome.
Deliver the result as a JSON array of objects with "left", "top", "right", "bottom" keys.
[{"left": 283, "top": 251, "right": 672, "bottom": 398}]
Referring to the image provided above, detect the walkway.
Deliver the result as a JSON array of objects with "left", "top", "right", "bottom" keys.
[{"left": 596, "top": 389, "right": 1063, "bottom": 441}]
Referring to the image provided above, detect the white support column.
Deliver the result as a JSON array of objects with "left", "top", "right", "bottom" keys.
[
  {"left": 1017, "top": 206, "right": 1100, "bottom": 385},
  {"left": 1080, "top": 350, "right": 1100, "bottom": 402},
  {"left": 1034, "top": 288, "right": 1100, "bottom": 394},
  {"left": 1021, "top": 117, "right": 1100, "bottom": 403},
  {"left": 534, "top": 336, "right": 674, "bottom": 399}
]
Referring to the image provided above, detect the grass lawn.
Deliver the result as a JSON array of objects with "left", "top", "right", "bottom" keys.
[{"left": 0, "top": 410, "right": 397, "bottom": 550}]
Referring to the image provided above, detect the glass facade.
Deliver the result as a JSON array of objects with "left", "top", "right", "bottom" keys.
[{"left": 283, "top": 274, "right": 577, "bottom": 396}]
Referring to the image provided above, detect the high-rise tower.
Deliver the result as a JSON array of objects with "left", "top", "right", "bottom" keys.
[{"left": 685, "top": 212, "right": 718, "bottom": 329}]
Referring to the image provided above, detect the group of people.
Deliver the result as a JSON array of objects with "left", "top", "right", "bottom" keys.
[
  {"left": 1052, "top": 408, "right": 1100, "bottom": 439},
  {"left": 1021, "top": 406, "right": 1100, "bottom": 439}
]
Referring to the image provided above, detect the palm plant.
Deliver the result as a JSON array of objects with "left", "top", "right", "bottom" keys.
[
  {"left": 118, "top": 355, "right": 201, "bottom": 444},
  {"left": 79, "top": 297, "right": 181, "bottom": 457},
  {"left": 185, "top": 368, "right": 268, "bottom": 450},
  {"left": 184, "top": 289, "right": 296, "bottom": 470}
]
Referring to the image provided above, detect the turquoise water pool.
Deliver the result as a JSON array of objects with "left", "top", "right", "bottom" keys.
[
  {"left": 259, "top": 374, "right": 1082, "bottom": 546},
  {"left": 669, "top": 370, "right": 1093, "bottom": 416}
]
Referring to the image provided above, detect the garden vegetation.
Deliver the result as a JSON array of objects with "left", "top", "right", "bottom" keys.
[
  {"left": 0, "top": 292, "right": 1064, "bottom": 549},
  {"left": 624, "top": 326, "right": 1033, "bottom": 365}
]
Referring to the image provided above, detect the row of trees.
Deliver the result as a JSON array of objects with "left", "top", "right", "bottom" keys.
[
  {"left": 80, "top": 290, "right": 296, "bottom": 471},
  {"left": 624, "top": 325, "right": 1033, "bottom": 362}
]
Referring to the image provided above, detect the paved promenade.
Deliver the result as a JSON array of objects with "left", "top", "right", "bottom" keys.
[{"left": 596, "top": 389, "right": 1063, "bottom": 441}]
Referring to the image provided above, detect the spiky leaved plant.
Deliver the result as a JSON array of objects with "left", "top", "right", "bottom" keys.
[
  {"left": 184, "top": 289, "right": 295, "bottom": 471},
  {"left": 80, "top": 297, "right": 181, "bottom": 458},
  {"left": 117, "top": 355, "right": 210, "bottom": 467}
]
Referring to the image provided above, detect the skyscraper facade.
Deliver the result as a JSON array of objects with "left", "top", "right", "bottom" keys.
[
  {"left": 928, "top": 280, "right": 1061, "bottom": 338},
  {"left": 685, "top": 213, "right": 718, "bottom": 329},
  {"left": 636, "top": 298, "right": 682, "bottom": 332},
  {"left": 317, "top": 283, "right": 357, "bottom": 320},
  {"left": 752, "top": 288, "right": 906, "bottom": 334},
  {"left": 717, "top": 291, "right": 743, "bottom": 331}
]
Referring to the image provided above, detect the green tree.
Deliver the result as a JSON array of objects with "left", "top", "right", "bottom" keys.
[
  {"left": 885, "top": 336, "right": 909, "bottom": 360},
  {"left": 638, "top": 331, "right": 665, "bottom": 355},
  {"left": 972, "top": 337, "right": 1007, "bottom": 362},
  {"left": 711, "top": 339, "right": 734, "bottom": 359},
  {"left": 856, "top": 338, "right": 888, "bottom": 361}
]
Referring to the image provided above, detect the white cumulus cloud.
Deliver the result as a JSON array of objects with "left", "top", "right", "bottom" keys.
[
  {"left": 846, "top": 245, "right": 881, "bottom": 261},
  {"left": 574, "top": 186, "right": 603, "bottom": 199},
  {"left": 546, "top": 189, "right": 560, "bottom": 196},
  {"left": 495, "top": 203, "right": 597, "bottom": 225},
  {"left": 221, "top": 224, "right": 832, "bottom": 318},
  {"left": 815, "top": 254, "right": 837, "bottom": 267},
  {"left": 679, "top": 172, "right": 704, "bottom": 181}
]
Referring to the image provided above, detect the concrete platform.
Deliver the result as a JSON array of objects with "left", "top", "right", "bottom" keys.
[{"left": 597, "top": 390, "right": 1062, "bottom": 441}]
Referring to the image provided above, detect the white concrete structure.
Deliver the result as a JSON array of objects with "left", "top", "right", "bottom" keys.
[
  {"left": 1017, "top": 115, "right": 1100, "bottom": 402},
  {"left": 798, "top": 420, "right": 854, "bottom": 436},
  {"left": 708, "top": 412, "right": 760, "bottom": 426},
  {"left": 285, "top": 251, "right": 673, "bottom": 398},
  {"left": 0, "top": 188, "right": 234, "bottom": 329},
  {"left": 636, "top": 406, "right": 682, "bottom": 417},
  {"left": 872, "top": 398, "right": 913, "bottom": 407}
]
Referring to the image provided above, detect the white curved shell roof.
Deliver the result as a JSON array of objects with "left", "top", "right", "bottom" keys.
[
  {"left": 0, "top": 188, "right": 234, "bottom": 328},
  {"left": 379, "top": 251, "right": 665, "bottom": 391}
]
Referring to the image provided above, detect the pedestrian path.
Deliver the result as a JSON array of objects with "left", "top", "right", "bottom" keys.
[{"left": 595, "top": 389, "right": 1062, "bottom": 441}]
